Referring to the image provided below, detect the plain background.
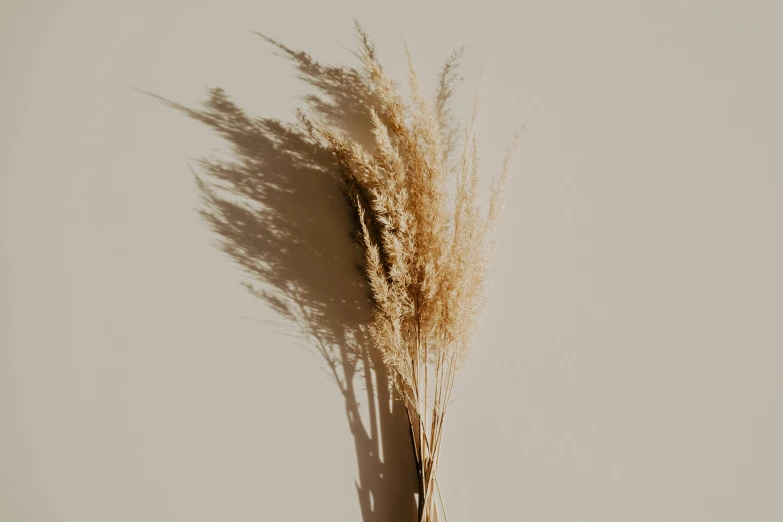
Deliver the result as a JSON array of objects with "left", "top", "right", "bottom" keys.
[{"left": 2, "top": 1, "right": 782, "bottom": 520}]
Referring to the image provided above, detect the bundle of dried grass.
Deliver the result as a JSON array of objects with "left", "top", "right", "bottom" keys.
[{"left": 311, "top": 23, "right": 520, "bottom": 522}]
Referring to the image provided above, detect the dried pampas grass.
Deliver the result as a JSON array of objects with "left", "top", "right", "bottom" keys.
[{"left": 310, "top": 22, "right": 521, "bottom": 522}]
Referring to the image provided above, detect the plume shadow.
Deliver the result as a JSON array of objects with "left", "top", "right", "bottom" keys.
[{"left": 148, "top": 33, "right": 418, "bottom": 521}]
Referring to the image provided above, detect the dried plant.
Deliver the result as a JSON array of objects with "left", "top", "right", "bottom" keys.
[{"left": 310, "top": 22, "right": 521, "bottom": 522}]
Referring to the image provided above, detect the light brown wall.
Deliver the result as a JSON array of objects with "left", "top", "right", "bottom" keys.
[{"left": 2, "top": 1, "right": 782, "bottom": 520}]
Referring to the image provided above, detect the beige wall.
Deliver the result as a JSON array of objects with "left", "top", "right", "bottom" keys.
[{"left": 2, "top": 1, "right": 782, "bottom": 520}]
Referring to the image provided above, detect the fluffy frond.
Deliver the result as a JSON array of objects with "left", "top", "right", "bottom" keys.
[{"left": 314, "top": 24, "right": 520, "bottom": 522}]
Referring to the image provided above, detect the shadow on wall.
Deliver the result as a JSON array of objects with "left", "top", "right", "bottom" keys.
[{"left": 148, "top": 34, "right": 419, "bottom": 522}]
